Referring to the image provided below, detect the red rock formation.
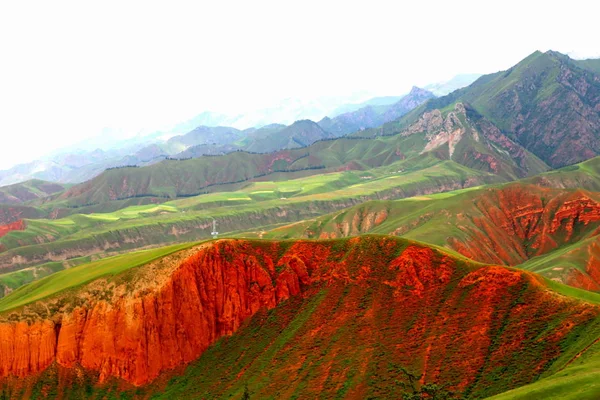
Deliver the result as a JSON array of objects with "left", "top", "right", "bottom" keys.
[
  {"left": 0, "top": 220, "right": 25, "bottom": 238},
  {"left": 0, "top": 237, "right": 596, "bottom": 393},
  {"left": 0, "top": 240, "right": 332, "bottom": 385},
  {"left": 449, "top": 186, "right": 600, "bottom": 266}
]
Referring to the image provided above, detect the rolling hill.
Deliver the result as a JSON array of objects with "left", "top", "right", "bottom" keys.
[
  {"left": 0, "top": 159, "right": 504, "bottom": 275},
  {"left": 0, "top": 179, "right": 66, "bottom": 205},
  {"left": 1, "top": 236, "right": 600, "bottom": 399}
]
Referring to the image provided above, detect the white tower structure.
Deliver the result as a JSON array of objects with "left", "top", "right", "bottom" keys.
[{"left": 211, "top": 219, "right": 219, "bottom": 239}]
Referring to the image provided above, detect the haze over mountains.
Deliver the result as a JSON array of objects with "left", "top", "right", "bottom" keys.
[
  {"left": 2, "top": 49, "right": 600, "bottom": 399},
  {"left": 0, "top": 75, "right": 480, "bottom": 188}
]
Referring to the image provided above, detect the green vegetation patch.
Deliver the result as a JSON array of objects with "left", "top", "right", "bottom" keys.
[{"left": 0, "top": 242, "right": 198, "bottom": 313}]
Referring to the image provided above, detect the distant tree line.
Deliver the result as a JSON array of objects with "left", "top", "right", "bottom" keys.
[
  {"left": 105, "top": 165, "right": 139, "bottom": 171},
  {"left": 165, "top": 156, "right": 193, "bottom": 161}
]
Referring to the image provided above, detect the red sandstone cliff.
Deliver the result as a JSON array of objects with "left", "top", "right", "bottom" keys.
[
  {"left": 451, "top": 186, "right": 600, "bottom": 266},
  {"left": 0, "top": 237, "right": 597, "bottom": 392},
  {"left": 0, "top": 240, "right": 325, "bottom": 385}
]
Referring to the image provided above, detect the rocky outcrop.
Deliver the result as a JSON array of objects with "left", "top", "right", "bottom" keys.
[
  {"left": 0, "top": 237, "right": 598, "bottom": 398},
  {"left": 452, "top": 186, "right": 600, "bottom": 265},
  {"left": 462, "top": 51, "right": 600, "bottom": 168},
  {"left": 402, "top": 103, "right": 548, "bottom": 179},
  {"left": 0, "top": 240, "right": 318, "bottom": 385}
]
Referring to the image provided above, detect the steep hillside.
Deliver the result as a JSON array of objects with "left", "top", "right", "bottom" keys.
[
  {"left": 0, "top": 236, "right": 599, "bottom": 399},
  {"left": 0, "top": 180, "right": 66, "bottom": 205},
  {"left": 267, "top": 184, "right": 600, "bottom": 290},
  {"left": 395, "top": 102, "right": 548, "bottom": 179},
  {"left": 413, "top": 51, "right": 600, "bottom": 168}
]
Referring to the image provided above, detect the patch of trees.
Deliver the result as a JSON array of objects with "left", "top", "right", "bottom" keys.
[
  {"left": 105, "top": 165, "right": 139, "bottom": 171},
  {"left": 394, "top": 365, "right": 462, "bottom": 400},
  {"left": 165, "top": 157, "right": 192, "bottom": 161}
]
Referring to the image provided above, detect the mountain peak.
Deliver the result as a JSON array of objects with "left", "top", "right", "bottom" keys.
[{"left": 408, "top": 86, "right": 432, "bottom": 96}]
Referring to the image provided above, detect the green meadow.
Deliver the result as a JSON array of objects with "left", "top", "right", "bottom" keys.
[{"left": 0, "top": 241, "right": 197, "bottom": 313}]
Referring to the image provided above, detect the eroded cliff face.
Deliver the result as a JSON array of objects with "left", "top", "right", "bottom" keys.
[
  {"left": 450, "top": 186, "right": 600, "bottom": 266},
  {"left": 0, "top": 237, "right": 597, "bottom": 398},
  {"left": 271, "top": 185, "right": 600, "bottom": 291},
  {"left": 0, "top": 240, "right": 321, "bottom": 385},
  {"left": 402, "top": 103, "right": 548, "bottom": 179}
]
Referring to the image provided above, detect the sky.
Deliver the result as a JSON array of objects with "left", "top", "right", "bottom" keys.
[{"left": 0, "top": 0, "right": 599, "bottom": 170}]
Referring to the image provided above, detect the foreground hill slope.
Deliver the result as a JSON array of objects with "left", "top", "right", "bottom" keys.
[{"left": 0, "top": 236, "right": 600, "bottom": 399}]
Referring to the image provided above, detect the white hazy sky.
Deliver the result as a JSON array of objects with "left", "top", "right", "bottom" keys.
[{"left": 0, "top": 0, "right": 599, "bottom": 169}]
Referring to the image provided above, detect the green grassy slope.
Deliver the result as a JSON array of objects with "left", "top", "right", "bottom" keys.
[
  {"left": 0, "top": 241, "right": 197, "bottom": 313},
  {"left": 49, "top": 134, "right": 428, "bottom": 207},
  {"left": 488, "top": 339, "right": 600, "bottom": 399},
  {"left": 0, "top": 159, "right": 503, "bottom": 277},
  {"left": 403, "top": 51, "right": 600, "bottom": 168},
  {"left": 0, "top": 179, "right": 67, "bottom": 205},
  {"left": 525, "top": 155, "right": 600, "bottom": 190}
]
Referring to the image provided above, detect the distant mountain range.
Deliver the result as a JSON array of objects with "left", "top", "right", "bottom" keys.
[
  {"left": 4, "top": 52, "right": 598, "bottom": 190},
  {"left": 319, "top": 87, "right": 436, "bottom": 137},
  {"left": 20, "top": 50, "right": 599, "bottom": 208},
  {"left": 329, "top": 74, "right": 482, "bottom": 117},
  {"left": 0, "top": 75, "right": 482, "bottom": 188},
  {"left": 0, "top": 87, "right": 437, "bottom": 187}
]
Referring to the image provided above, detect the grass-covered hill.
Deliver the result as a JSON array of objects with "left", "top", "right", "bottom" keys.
[
  {"left": 407, "top": 50, "right": 600, "bottom": 168},
  {"left": 0, "top": 158, "right": 503, "bottom": 280},
  {"left": 0, "top": 180, "right": 67, "bottom": 205},
  {"left": 45, "top": 100, "right": 547, "bottom": 210},
  {"left": 1, "top": 236, "right": 600, "bottom": 399},
  {"left": 265, "top": 179, "right": 600, "bottom": 291},
  {"left": 524, "top": 155, "right": 600, "bottom": 190}
]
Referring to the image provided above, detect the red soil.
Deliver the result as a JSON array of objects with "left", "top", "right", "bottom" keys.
[
  {"left": 0, "top": 220, "right": 25, "bottom": 238},
  {"left": 0, "top": 237, "right": 596, "bottom": 395},
  {"left": 448, "top": 185, "right": 600, "bottom": 266}
]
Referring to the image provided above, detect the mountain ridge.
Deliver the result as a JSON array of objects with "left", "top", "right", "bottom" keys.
[{"left": 0, "top": 236, "right": 599, "bottom": 399}]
